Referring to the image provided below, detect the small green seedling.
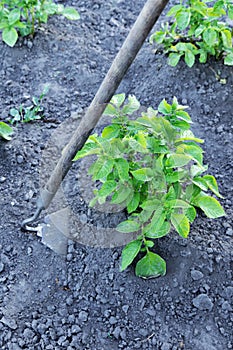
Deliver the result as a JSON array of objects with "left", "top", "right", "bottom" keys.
[
  {"left": 0, "top": 121, "right": 13, "bottom": 140},
  {"left": 0, "top": 0, "right": 80, "bottom": 47},
  {"left": 9, "top": 86, "right": 49, "bottom": 124},
  {"left": 150, "top": 0, "right": 233, "bottom": 67},
  {"left": 74, "top": 94, "right": 225, "bottom": 278}
]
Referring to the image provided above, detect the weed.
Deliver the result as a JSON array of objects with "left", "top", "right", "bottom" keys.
[{"left": 9, "top": 85, "right": 49, "bottom": 124}]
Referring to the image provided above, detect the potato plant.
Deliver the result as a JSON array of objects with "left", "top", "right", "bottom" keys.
[
  {"left": 150, "top": 0, "right": 233, "bottom": 67},
  {"left": 74, "top": 95, "right": 225, "bottom": 278},
  {"left": 0, "top": 0, "right": 80, "bottom": 47}
]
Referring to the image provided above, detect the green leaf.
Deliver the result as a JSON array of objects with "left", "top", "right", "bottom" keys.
[
  {"left": 203, "top": 28, "right": 218, "bottom": 46},
  {"left": 178, "top": 144, "right": 203, "bottom": 165},
  {"left": 167, "top": 4, "right": 183, "bottom": 17},
  {"left": 192, "top": 177, "right": 208, "bottom": 191},
  {"left": 224, "top": 52, "right": 233, "bottom": 66},
  {"left": 185, "top": 50, "right": 195, "bottom": 68},
  {"left": 175, "top": 130, "right": 204, "bottom": 144},
  {"left": 131, "top": 168, "right": 153, "bottom": 182},
  {"left": 8, "top": 9, "right": 21, "bottom": 25},
  {"left": 150, "top": 31, "right": 166, "bottom": 44},
  {"left": 150, "top": 207, "right": 166, "bottom": 231},
  {"left": 145, "top": 221, "right": 171, "bottom": 239},
  {"left": 73, "top": 142, "right": 100, "bottom": 160},
  {"left": 121, "top": 240, "right": 142, "bottom": 271},
  {"left": 111, "top": 94, "right": 125, "bottom": 108},
  {"left": 0, "top": 122, "right": 13, "bottom": 140},
  {"left": 228, "top": 5, "right": 233, "bottom": 20},
  {"left": 221, "top": 29, "right": 232, "bottom": 48},
  {"left": 176, "top": 9, "right": 191, "bottom": 30},
  {"left": 102, "top": 124, "right": 120, "bottom": 139},
  {"left": 175, "top": 110, "right": 192, "bottom": 123},
  {"left": 127, "top": 192, "right": 140, "bottom": 213},
  {"left": 167, "top": 199, "right": 191, "bottom": 209},
  {"left": 171, "top": 213, "right": 190, "bottom": 238},
  {"left": 128, "top": 138, "right": 148, "bottom": 153},
  {"left": 185, "top": 206, "right": 196, "bottom": 223},
  {"left": 104, "top": 103, "right": 117, "bottom": 116},
  {"left": 2, "top": 27, "right": 18, "bottom": 47},
  {"left": 98, "top": 180, "right": 117, "bottom": 197},
  {"left": 158, "top": 119, "right": 175, "bottom": 143},
  {"left": 62, "top": 7, "right": 80, "bottom": 20},
  {"left": 199, "top": 50, "right": 208, "bottom": 64},
  {"left": 195, "top": 195, "right": 225, "bottom": 218},
  {"left": 117, "top": 220, "right": 140, "bottom": 233},
  {"left": 136, "top": 131, "right": 147, "bottom": 149},
  {"left": 203, "top": 175, "right": 223, "bottom": 198},
  {"left": 158, "top": 99, "right": 172, "bottom": 115},
  {"left": 115, "top": 158, "right": 129, "bottom": 182},
  {"left": 140, "top": 199, "right": 161, "bottom": 211},
  {"left": 111, "top": 184, "right": 132, "bottom": 204},
  {"left": 135, "top": 252, "right": 166, "bottom": 278},
  {"left": 195, "top": 24, "right": 205, "bottom": 37},
  {"left": 122, "top": 95, "right": 140, "bottom": 115},
  {"left": 168, "top": 52, "right": 182, "bottom": 67},
  {"left": 166, "top": 154, "right": 192, "bottom": 168},
  {"left": 93, "top": 158, "right": 114, "bottom": 180},
  {"left": 145, "top": 240, "right": 154, "bottom": 248}
]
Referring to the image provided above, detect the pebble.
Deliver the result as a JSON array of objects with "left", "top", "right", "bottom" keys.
[
  {"left": 0, "top": 176, "right": 6, "bottom": 183},
  {"left": 226, "top": 228, "right": 233, "bottom": 237},
  {"left": 122, "top": 305, "right": 129, "bottom": 314},
  {"left": 161, "top": 343, "right": 171, "bottom": 350},
  {"left": 223, "top": 286, "right": 233, "bottom": 300},
  {"left": 23, "top": 328, "right": 35, "bottom": 340},
  {"left": 17, "top": 155, "right": 24, "bottom": 164},
  {"left": 0, "top": 262, "right": 4, "bottom": 273},
  {"left": 192, "top": 294, "right": 213, "bottom": 310},
  {"left": 191, "top": 270, "right": 204, "bottom": 281},
  {"left": 112, "top": 326, "right": 121, "bottom": 339},
  {"left": 109, "top": 316, "right": 117, "bottom": 325},
  {"left": 0, "top": 316, "right": 18, "bottom": 330},
  {"left": 222, "top": 301, "right": 232, "bottom": 311},
  {"left": 79, "top": 213, "right": 88, "bottom": 224},
  {"left": 78, "top": 311, "right": 88, "bottom": 322}
]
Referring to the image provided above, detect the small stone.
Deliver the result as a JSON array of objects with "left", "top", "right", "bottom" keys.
[
  {"left": 226, "top": 228, "right": 233, "bottom": 237},
  {"left": 222, "top": 301, "right": 232, "bottom": 311},
  {"left": 122, "top": 305, "right": 129, "bottom": 314},
  {"left": 0, "top": 176, "right": 6, "bottom": 183},
  {"left": 112, "top": 326, "right": 121, "bottom": 339},
  {"left": 192, "top": 294, "right": 213, "bottom": 310},
  {"left": 78, "top": 311, "right": 88, "bottom": 322},
  {"left": 146, "top": 307, "right": 156, "bottom": 317},
  {"left": 0, "top": 316, "right": 18, "bottom": 329},
  {"left": 161, "top": 343, "right": 171, "bottom": 350},
  {"left": 109, "top": 316, "right": 117, "bottom": 325},
  {"left": 27, "top": 40, "right": 33, "bottom": 49},
  {"left": 17, "top": 155, "right": 24, "bottom": 164},
  {"left": 138, "top": 328, "right": 148, "bottom": 337},
  {"left": 79, "top": 213, "right": 88, "bottom": 224},
  {"left": 66, "top": 297, "right": 73, "bottom": 306},
  {"left": 217, "top": 125, "right": 224, "bottom": 133},
  {"left": 23, "top": 328, "right": 35, "bottom": 339},
  {"left": 71, "top": 325, "right": 81, "bottom": 334},
  {"left": 0, "top": 262, "right": 4, "bottom": 273},
  {"left": 223, "top": 286, "right": 233, "bottom": 300},
  {"left": 191, "top": 270, "right": 204, "bottom": 280}
]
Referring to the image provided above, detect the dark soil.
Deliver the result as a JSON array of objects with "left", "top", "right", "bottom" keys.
[{"left": 0, "top": 1, "right": 233, "bottom": 349}]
